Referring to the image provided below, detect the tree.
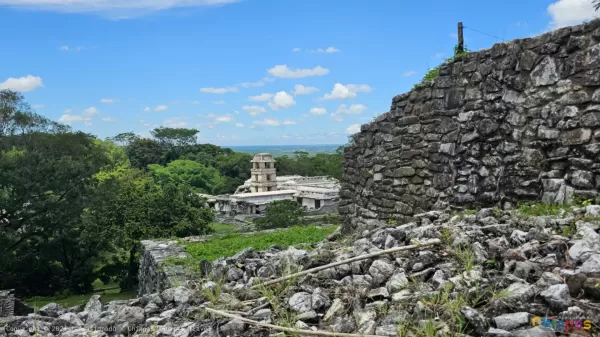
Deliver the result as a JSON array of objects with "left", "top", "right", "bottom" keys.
[
  {"left": 595, "top": 0, "right": 600, "bottom": 11},
  {"left": 255, "top": 200, "right": 305, "bottom": 229},
  {"left": 151, "top": 127, "right": 199, "bottom": 147},
  {"left": 0, "top": 90, "right": 67, "bottom": 137},
  {"left": 86, "top": 169, "right": 213, "bottom": 289},
  {"left": 148, "top": 159, "right": 226, "bottom": 194},
  {"left": 108, "top": 132, "right": 139, "bottom": 147},
  {"left": 126, "top": 138, "right": 165, "bottom": 170}
]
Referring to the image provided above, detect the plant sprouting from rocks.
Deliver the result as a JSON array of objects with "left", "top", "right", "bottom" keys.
[{"left": 453, "top": 246, "right": 476, "bottom": 272}]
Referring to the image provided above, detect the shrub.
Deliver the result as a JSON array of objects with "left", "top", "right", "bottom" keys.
[{"left": 255, "top": 200, "right": 305, "bottom": 230}]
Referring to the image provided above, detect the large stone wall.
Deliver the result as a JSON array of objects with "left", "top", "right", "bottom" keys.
[
  {"left": 340, "top": 19, "right": 600, "bottom": 233},
  {"left": 0, "top": 289, "right": 15, "bottom": 317}
]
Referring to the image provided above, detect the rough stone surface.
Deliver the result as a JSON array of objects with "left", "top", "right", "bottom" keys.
[{"left": 340, "top": 18, "right": 600, "bottom": 234}]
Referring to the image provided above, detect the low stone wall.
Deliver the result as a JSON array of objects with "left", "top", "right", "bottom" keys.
[
  {"left": 0, "top": 289, "right": 15, "bottom": 317},
  {"left": 137, "top": 241, "right": 190, "bottom": 297}
]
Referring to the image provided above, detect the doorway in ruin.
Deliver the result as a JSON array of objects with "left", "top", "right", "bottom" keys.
[{"left": 315, "top": 199, "right": 321, "bottom": 209}]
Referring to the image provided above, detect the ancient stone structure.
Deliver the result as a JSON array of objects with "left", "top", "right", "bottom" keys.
[
  {"left": 138, "top": 241, "right": 190, "bottom": 297},
  {"left": 0, "top": 289, "right": 15, "bottom": 317},
  {"left": 200, "top": 153, "right": 341, "bottom": 216},
  {"left": 340, "top": 19, "right": 600, "bottom": 233},
  {"left": 250, "top": 153, "right": 277, "bottom": 192}
]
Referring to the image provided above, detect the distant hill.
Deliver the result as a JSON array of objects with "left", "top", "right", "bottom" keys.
[{"left": 227, "top": 144, "right": 343, "bottom": 157}]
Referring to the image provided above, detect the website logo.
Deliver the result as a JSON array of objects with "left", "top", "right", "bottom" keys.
[{"left": 532, "top": 316, "right": 592, "bottom": 335}]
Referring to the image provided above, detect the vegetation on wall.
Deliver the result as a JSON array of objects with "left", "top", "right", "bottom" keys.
[{"left": 413, "top": 44, "right": 471, "bottom": 89}]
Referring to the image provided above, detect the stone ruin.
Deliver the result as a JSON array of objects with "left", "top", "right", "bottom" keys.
[{"left": 341, "top": 18, "right": 600, "bottom": 233}]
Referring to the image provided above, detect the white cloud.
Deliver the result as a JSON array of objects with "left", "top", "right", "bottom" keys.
[
  {"left": 403, "top": 71, "right": 417, "bottom": 77},
  {"left": 155, "top": 105, "right": 168, "bottom": 111},
  {"left": 293, "top": 84, "right": 318, "bottom": 95},
  {"left": 243, "top": 105, "right": 267, "bottom": 117},
  {"left": 100, "top": 98, "right": 116, "bottom": 103},
  {"left": 248, "top": 93, "right": 273, "bottom": 102},
  {"left": 144, "top": 106, "right": 151, "bottom": 112},
  {"left": 292, "top": 48, "right": 301, "bottom": 52},
  {"left": 282, "top": 120, "right": 296, "bottom": 125},
  {"left": 267, "top": 65, "right": 329, "bottom": 79},
  {"left": 140, "top": 119, "right": 151, "bottom": 126},
  {"left": 326, "top": 47, "right": 340, "bottom": 53},
  {"left": 162, "top": 117, "right": 187, "bottom": 128},
  {"left": 0, "top": 0, "right": 241, "bottom": 18},
  {"left": 59, "top": 106, "right": 97, "bottom": 126},
  {"left": 547, "top": 0, "right": 599, "bottom": 28},
  {"left": 214, "top": 114, "right": 234, "bottom": 123},
  {"left": 254, "top": 118, "right": 281, "bottom": 126},
  {"left": 268, "top": 91, "right": 296, "bottom": 110},
  {"left": 346, "top": 124, "right": 361, "bottom": 134},
  {"left": 330, "top": 114, "right": 344, "bottom": 122},
  {"left": 310, "top": 107, "right": 327, "bottom": 116},
  {"left": 32, "top": 104, "right": 44, "bottom": 109},
  {"left": 263, "top": 77, "right": 276, "bottom": 83},
  {"left": 322, "top": 83, "right": 372, "bottom": 100},
  {"left": 192, "top": 100, "right": 200, "bottom": 104},
  {"left": 0, "top": 75, "right": 43, "bottom": 92},
  {"left": 234, "top": 110, "right": 240, "bottom": 114},
  {"left": 59, "top": 45, "right": 91, "bottom": 52},
  {"left": 302, "top": 47, "right": 341, "bottom": 53},
  {"left": 200, "top": 86, "right": 238, "bottom": 94},
  {"left": 102, "top": 117, "right": 118, "bottom": 122},
  {"left": 213, "top": 100, "right": 225, "bottom": 104},
  {"left": 336, "top": 104, "right": 367, "bottom": 115},
  {"left": 235, "top": 123, "right": 244, "bottom": 127},
  {"left": 239, "top": 80, "right": 264, "bottom": 88}
]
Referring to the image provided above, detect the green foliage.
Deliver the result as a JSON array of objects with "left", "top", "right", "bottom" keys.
[
  {"left": 412, "top": 44, "right": 471, "bottom": 89},
  {"left": 148, "top": 159, "right": 226, "bottom": 194},
  {"left": 150, "top": 126, "right": 199, "bottom": 147},
  {"left": 516, "top": 201, "right": 571, "bottom": 217},
  {"left": 255, "top": 200, "right": 306, "bottom": 230},
  {"left": 453, "top": 246, "right": 476, "bottom": 272},
  {"left": 209, "top": 222, "right": 237, "bottom": 233},
  {"left": 126, "top": 138, "right": 165, "bottom": 170},
  {"left": 180, "top": 225, "right": 336, "bottom": 263}
]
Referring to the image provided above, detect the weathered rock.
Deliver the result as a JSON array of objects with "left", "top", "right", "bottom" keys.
[{"left": 540, "top": 284, "right": 572, "bottom": 310}]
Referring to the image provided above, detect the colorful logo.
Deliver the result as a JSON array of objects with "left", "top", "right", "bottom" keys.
[{"left": 532, "top": 316, "right": 592, "bottom": 334}]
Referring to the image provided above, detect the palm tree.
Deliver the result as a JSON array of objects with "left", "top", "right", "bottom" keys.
[{"left": 595, "top": 0, "right": 600, "bottom": 11}]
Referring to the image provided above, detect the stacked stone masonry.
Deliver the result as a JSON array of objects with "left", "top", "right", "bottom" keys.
[
  {"left": 0, "top": 289, "right": 15, "bottom": 317},
  {"left": 341, "top": 19, "right": 600, "bottom": 233}
]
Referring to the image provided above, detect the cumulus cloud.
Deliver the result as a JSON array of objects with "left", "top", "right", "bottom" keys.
[
  {"left": 403, "top": 71, "right": 418, "bottom": 77},
  {"left": 192, "top": 100, "right": 200, "bottom": 104},
  {"left": 243, "top": 105, "right": 267, "bottom": 117},
  {"left": 213, "top": 100, "right": 225, "bottom": 104},
  {"left": 102, "top": 117, "right": 118, "bottom": 122},
  {"left": 154, "top": 105, "right": 168, "bottom": 111},
  {"left": 336, "top": 104, "right": 367, "bottom": 115},
  {"left": 200, "top": 86, "right": 238, "bottom": 94},
  {"left": 59, "top": 106, "right": 98, "bottom": 126},
  {"left": 346, "top": 124, "right": 361, "bottom": 134},
  {"left": 310, "top": 107, "right": 327, "bottom": 116},
  {"left": 268, "top": 91, "right": 296, "bottom": 110},
  {"left": 293, "top": 84, "right": 318, "bottom": 95},
  {"left": 282, "top": 120, "right": 296, "bottom": 125},
  {"left": 254, "top": 118, "right": 281, "bottom": 127},
  {"left": 162, "top": 117, "right": 187, "bottom": 128},
  {"left": 0, "top": 0, "right": 241, "bottom": 18},
  {"left": 248, "top": 93, "right": 273, "bottom": 102},
  {"left": 330, "top": 114, "right": 344, "bottom": 122},
  {"left": 214, "top": 114, "right": 234, "bottom": 123},
  {"left": 239, "top": 80, "right": 264, "bottom": 88},
  {"left": 100, "top": 98, "right": 116, "bottom": 103},
  {"left": 0, "top": 75, "right": 43, "bottom": 92},
  {"left": 267, "top": 65, "right": 329, "bottom": 79},
  {"left": 547, "top": 0, "right": 599, "bottom": 28},
  {"left": 236, "top": 123, "right": 244, "bottom": 127},
  {"left": 144, "top": 107, "right": 151, "bottom": 112},
  {"left": 140, "top": 119, "right": 151, "bottom": 126},
  {"left": 322, "top": 83, "right": 372, "bottom": 100}
]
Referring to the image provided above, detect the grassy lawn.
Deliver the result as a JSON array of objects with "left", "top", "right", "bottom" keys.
[
  {"left": 177, "top": 224, "right": 337, "bottom": 263},
  {"left": 25, "top": 281, "right": 137, "bottom": 308},
  {"left": 209, "top": 222, "right": 237, "bottom": 233}
]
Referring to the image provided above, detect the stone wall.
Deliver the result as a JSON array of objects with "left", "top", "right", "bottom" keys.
[
  {"left": 0, "top": 289, "right": 15, "bottom": 317},
  {"left": 340, "top": 19, "right": 600, "bottom": 233},
  {"left": 137, "top": 241, "right": 190, "bottom": 297}
]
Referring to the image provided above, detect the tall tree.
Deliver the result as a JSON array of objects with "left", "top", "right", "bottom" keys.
[
  {"left": 151, "top": 127, "right": 199, "bottom": 147},
  {"left": 108, "top": 132, "right": 140, "bottom": 147},
  {"left": 126, "top": 138, "right": 165, "bottom": 170}
]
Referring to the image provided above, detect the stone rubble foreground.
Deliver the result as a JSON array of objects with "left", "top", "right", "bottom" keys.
[{"left": 2, "top": 205, "right": 600, "bottom": 337}]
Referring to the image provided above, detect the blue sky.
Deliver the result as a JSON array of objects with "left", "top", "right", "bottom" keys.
[{"left": 0, "top": 0, "right": 597, "bottom": 146}]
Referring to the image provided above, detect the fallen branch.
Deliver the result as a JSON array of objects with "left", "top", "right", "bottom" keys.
[
  {"left": 251, "top": 239, "right": 441, "bottom": 289},
  {"left": 205, "top": 307, "right": 386, "bottom": 337}
]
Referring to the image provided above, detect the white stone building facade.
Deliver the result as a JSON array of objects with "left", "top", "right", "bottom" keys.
[{"left": 199, "top": 153, "right": 340, "bottom": 216}]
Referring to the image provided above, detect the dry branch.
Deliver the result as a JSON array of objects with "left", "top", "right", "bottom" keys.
[
  {"left": 205, "top": 307, "right": 386, "bottom": 337},
  {"left": 251, "top": 239, "right": 441, "bottom": 289}
]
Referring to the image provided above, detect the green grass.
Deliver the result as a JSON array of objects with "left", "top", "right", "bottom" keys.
[
  {"left": 173, "top": 225, "right": 337, "bottom": 264},
  {"left": 209, "top": 222, "right": 237, "bottom": 233},
  {"left": 25, "top": 282, "right": 137, "bottom": 308}
]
